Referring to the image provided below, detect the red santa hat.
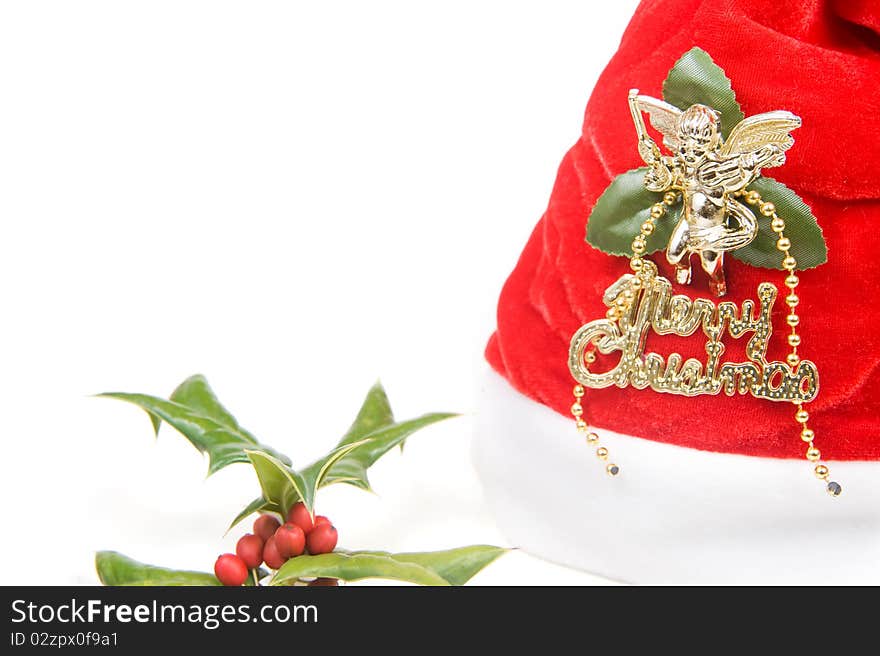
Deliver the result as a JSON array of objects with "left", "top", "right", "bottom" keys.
[{"left": 474, "top": 0, "right": 880, "bottom": 584}]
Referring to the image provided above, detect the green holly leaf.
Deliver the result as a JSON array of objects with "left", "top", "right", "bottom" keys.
[
  {"left": 732, "top": 177, "right": 827, "bottom": 270},
  {"left": 100, "top": 375, "right": 290, "bottom": 476},
  {"left": 103, "top": 377, "right": 456, "bottom": 530},
  {"left": 303, "top": 414, "right": 458, "bottom": 495},
  {"left": 244, "top": 439, "right": 369, "bottom": 519},
  {"left": 270, "top": 546, "right": 507, "bottom": 586},
  {"left": 339, "top": 381, "right": 396, "bottom": 442},
  {"left": 228, "top": 496, "right": 273, "bottom": 532},
  {"left": 662, "top": 47, "right": 743, "bottom": 138},
  {"left": 169, "top": 374, "right": 260, "bottom": 443},
  {"left": 96, "top": 551, "right": 221, "bottom": 586},
  {"left": 229, "top": 383, "right": 457, "bottom": 528},
  {"left": 586, "top": 168, "right": 680, "bottom": 256},
  {"left": 96, "top": 551, "right": 267, "bottom": 586}
]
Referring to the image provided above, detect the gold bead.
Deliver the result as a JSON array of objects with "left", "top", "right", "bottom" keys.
[
  {"left": 760, "top": 202, "right": 776, "bottom": 217},
  {"left": 806, "top": 446, "right": 821, "bottom": 462},
  {"left": 606, "top": 463, "right": 620, "bottom": 477},
  {"left": 573, "top": 385, "right": 585, "bottom": 398},
  {"left": 814, "top": 464, "right": 829, "bottom": 479},
  {"left": 786, "top": 293, "right": 799, "bottom": 308},
  {"left": 776, "top": 237, "right": 791, "bottom": 251},
  {"left": 631, "top": 240, "right": 646, "bottom": 255},
  {"left": 641, "top": 221, "right": 655, "bottom": 235},
  {"left": 630, "top": 258, "right": 643, "bottom": 272},
  {"left": 650, "top": 204, "right": 664, "bottom": 219},
  {"left": 615, "top": 296, "right": 629, "bottom": 309},
  {"left": 663, "top": 191, "right": 677, "bottom": 205},
  {"left": 786, "top": 314, "right": 799, "bottom": 327},
  {"left": 746, "top": 190, "right": 760, "bottom": 205},
  {"left": 576, "top": 419, "right": 588, "bottom": 431},
  {"left": 585, "top": 351, "right": 596, "bottom": 364},
  {"left": 570, "top": 402, "right": 583, "bottom": 417},
  {"left": 596, "top": 446, "right": 608, "bottom": 460},
  {"left": 801, "top": 428, "right": 815, "bottom": 442},
  {"left": 783, "top": 256, "right": 797, "bottom": 270},
  {"left": 606, "top": 307, "right": 620, "bottom": 321},
  {"left": 771, "top": 217, "right": 786, "bottom": 232},
  {"left": 630, "top": 277, "right": 642, "bottom": 290},
  {"left": 785, "top": 275, "right": 799, "bottom": 289},
  {"left": 622, "top": 289, "right": 635, "bottom": 301},
  {"left": 788, "top": 334, "right": 801, "bottom": 347},
  {"left": 796, "top": 409, "right": 809, "bottom": 423},
  {"left": 586, "top": 432, "right": 599, "bottom": 444},
  {"left": 786, "top": 353, "right": 800, "bottom": 367}
]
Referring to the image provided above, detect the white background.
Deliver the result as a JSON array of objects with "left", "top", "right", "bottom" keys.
[{"left": 0, "top": 1, "right": 638, "bottom": 585}]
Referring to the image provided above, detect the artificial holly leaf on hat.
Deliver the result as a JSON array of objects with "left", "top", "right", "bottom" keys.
[
  {"left": 585, "top": 46, "right": 827, "bottom": 270},
  {"left": 586, "top": 168, "right": 680, "bottom": 256},
  {"left": 661, "top": 46, "right": 744, "bottom": 139}
]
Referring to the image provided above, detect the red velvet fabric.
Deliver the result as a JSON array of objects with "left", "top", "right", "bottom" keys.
[{"left": 486, "top": 0, "right": 880, "bottom": 460}]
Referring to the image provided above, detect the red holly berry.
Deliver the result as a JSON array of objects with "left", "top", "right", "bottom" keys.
[
  {"left": 308, "top": 577, "right": 339, "bottom": 586},
  {"left": 214, "top": 554, "right": 248, "bottom": 586},
  {"left": 235, "top": 533, "right": 264, "bottom": 569},
  {"left": 253, "top": 515, "right": 280, "bottom": 542},
  {"left": 274, "top": 523, "right": 306, "bottom": 558},
  {"left": 306, "top": 522, "right": 338, "bottom": 555},
  {"left": 312, "top": 515, "right": 331, "bottom": 531},
  {"left": 287, "top": 502, "right": 315, "bottom": 534},
  {"left": 262, "top": 536, "right": 287, "bottom": 570}
]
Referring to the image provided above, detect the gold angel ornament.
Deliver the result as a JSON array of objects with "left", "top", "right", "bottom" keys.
[{"left": 628, "top": 90, "right": 801, "bottom": 296}]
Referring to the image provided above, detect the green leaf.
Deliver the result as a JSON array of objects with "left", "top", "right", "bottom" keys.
[
  {"left": 232, "top": 384, "right": 457, "bottom": 525},
  {"left": 245, "top": 440, "right": 370, "bottom": 518},
  {"left": 170, "top": 375, "right": 259, "bottom": 443},
  {"left": 227, "top": 496, "right": 274, "bottom": 533},
  {"left": 243, "top": 451, "right": 309, "bottom": 518},
  {"left": 270, "top": 546, "right": 507, "bottom": 586},
  {"left": 339, "top": 381, "right": 395, "bottom": 444},
  {"left": 732, "top": 177, "right": 827, "bottom": 270},
  {"left": 586, "top": 168, "right": 680, "bottom": 256},
  {"left": 662, "top": 47, "right": 744, "bottom": 139},
  {"left": 381, "top": 546, "right": 508, "bottom": 586},
  {"left": 273, "top": 552, "right": 447, "bottom": 586},
  {"left": 228, "top": 384, "right": 398, "bottom": 529},
  {"left": 99, "top": 376, "right": 290, "bottom": 476},
  {"left": 304, "top": 412, "right": 458, "bottom": 495},
  {"left": 96, "top": 551, "right": 221, "bottom": 586}
]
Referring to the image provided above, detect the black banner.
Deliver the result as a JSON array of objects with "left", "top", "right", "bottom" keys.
[
  {"left": 3, "top": 586, "right": 596, "bottom": 650},
  {"left": 0, "top": 585, "right": 865, "bottom": 650}
]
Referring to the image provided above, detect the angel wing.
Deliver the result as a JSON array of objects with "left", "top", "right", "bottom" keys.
[
  {"left": 631, "top": 93, "right": 683, "bottom": 151},
  {"left": 719, "top": 110, "right": 801, "bottom": 157}
]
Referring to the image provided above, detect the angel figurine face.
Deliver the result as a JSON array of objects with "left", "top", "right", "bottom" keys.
[
  {"left": 676, "top": 104, "right": 720, "bottom": 167},
  {"left": 628, "top": 89, "right": 801, "bottom": 296}
]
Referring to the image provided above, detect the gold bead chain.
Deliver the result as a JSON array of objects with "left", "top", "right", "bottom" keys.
[
  {"left": 572, "top": 188, "right": 842, "bottom": 496},
  {"left": 569, "top": 191, "right": 679, "bottom": 476},
  {"left": 742, "top": 189, "right": 841, "bottom": 497},
  {"left": 571, "top": 350, "right": 620, "bottom": 477}
]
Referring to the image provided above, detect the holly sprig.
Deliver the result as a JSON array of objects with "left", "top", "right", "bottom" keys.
[
  {"left": 96, "top": 376, "right": 505, "bottom": 586},
  {"left": 586, "top": 47, "right": 827, "bottom": 270}
]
